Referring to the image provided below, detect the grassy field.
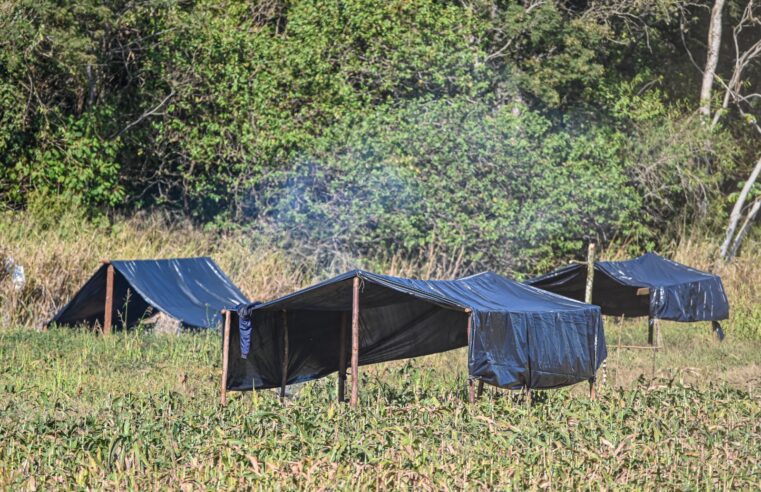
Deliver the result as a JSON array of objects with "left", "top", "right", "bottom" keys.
[
  {"left": 2, "top": 207, "right": 760, "bottom": 488},
  {"left": 1, "top": 320, "right": 760, "bottom": 490}
]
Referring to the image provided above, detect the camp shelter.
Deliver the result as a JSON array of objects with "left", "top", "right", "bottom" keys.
[
  {"left": 526, "top": 253, "right": 729, "bottom": 342},
  {"left": 50, "top": 257, "right": 248, "bottom": 333},
  {"left": 220, "top": 270, "right": 606, "bottom": 406}
]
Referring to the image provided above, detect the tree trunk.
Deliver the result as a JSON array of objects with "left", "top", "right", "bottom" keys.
[
  {"left": 700, "top": 0, "right": 726, "bottom": 117},
  {"left": 727, "top": 198, "right": 761, "bottom": 261},
  {"left": 721, "top": 156, "right": 761, "bottom": 260}
]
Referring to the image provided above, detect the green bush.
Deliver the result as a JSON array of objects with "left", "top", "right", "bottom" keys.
[
  {"left": 261, "top": 97, "right": 646, "bottom": 272},
  {"left": 1, "top": 0, "right": 758, "bottom": 270}
]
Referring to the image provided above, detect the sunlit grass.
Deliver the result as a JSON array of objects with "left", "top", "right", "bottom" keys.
[{"left": 1, "top": 326, "right": 760, "bottom": 489}]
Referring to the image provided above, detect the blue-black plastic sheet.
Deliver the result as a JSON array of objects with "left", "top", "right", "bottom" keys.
[
  {"left": 51, "top": 257, "right": 249, "bottom": 329},
  {"left": 526, "top": 253, "right": 729, "bottom": 322},
  {"left": 227, "top": 270, "right": 606, "bottom": 392}
]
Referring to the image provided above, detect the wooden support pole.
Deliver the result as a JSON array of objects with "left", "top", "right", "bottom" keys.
[
  {"left": 648, "top": 316, "right": 655, "bottom": 345},
  {"left": 466, "top": 312, "right": 475, "bottom": 403},
  {"left": 585, "top": 243, "right": 597, "bottom": 397},
  {"left": 655, "top": 318, "right": 662, "bottom": 348},
  {"left": 338, "top": 311, "right": 348, "bottom": 403},
  {"left": 712, "top": 320, "right": 725, "bottom": 342},
  {"left": 617, "top": 344, "right": 663, "bottom": 350},
  {"left": 584, "top": 243, "right": 596, "bottom": 305},
  {"left": 350, "top": 276, "right": 360, "bottom": 408},
  {"left": 615, "top": 316, "right": 623, "bottom": 387},
  {"left": 103, "top": 261, "right": 114, "bottom": 335},
  {"left": 220, "top": 309, "right": 231, "bottom": 406},
  {"left": 651, "top": 320, "right": 658, "bottom": 379},
  {"left": 280, "top": 309, "right": 289, "bottom": 401}
]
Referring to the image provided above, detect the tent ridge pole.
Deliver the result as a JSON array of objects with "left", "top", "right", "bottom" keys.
[
  {"left": 220, "top": 309, "right": 231, "bottom": 406},
  {"left": 350, "top": 276, "right": 360, "bottom": 407},
  {"left": 103, "top": 260, "right": 114, "bottom": 335},
  {"left": 280, "top": 309, "right": 289, "bottom": 402}
]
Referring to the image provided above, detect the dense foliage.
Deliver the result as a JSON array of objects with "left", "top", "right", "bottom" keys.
[{"left": 1, "top": 0, "right": 758, "bottom": 272}]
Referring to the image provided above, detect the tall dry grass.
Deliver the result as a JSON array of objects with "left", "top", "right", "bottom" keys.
[
  {"left": 0, "top": 197, "right": 461, "bottom": 328},
  {"left": 0, "top": 212, "right": 311, "bottom": 327},
  {"left": 1, "top": 196, "right": 759, "bottom": 338}
]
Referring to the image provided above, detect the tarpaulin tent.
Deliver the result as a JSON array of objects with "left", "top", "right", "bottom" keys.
[
  {"left": 50, "top": 257, "right": 248, "bottom": 332},
  {"left": 220, "top": 270, "right": 606, "bottom": 406},
  {"left": 526, "top": 253, "right": 729, "bottom": 341}
]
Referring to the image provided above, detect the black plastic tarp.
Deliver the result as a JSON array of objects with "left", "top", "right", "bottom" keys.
[
  {"left": 227, "top": 270, "right": 606, "bottom": 392},
  {"left": 526, "top": 253, "right": 729, "bottom": 322},
  {"left": 51, "top": 257, "right": 249, "bottom": 329}
]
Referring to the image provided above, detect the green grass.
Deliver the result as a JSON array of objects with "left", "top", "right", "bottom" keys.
[{"left": 1, "top": 324, "right": 760, "bottom": 489}]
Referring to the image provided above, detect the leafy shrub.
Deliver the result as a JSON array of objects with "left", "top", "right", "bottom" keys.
[{"left": 258, "top": 97, "right": 646, "bottom": 272}]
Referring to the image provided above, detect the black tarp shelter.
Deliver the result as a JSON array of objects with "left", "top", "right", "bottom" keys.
[
  {"left": 51, "top": 257, "right": 248, "bottom": 331},
  {"left": 221, "top": 270, "right": 606, "bottom": 406},
  {"left": 526, "top": 253, "right": 729, "bottom": 340}
]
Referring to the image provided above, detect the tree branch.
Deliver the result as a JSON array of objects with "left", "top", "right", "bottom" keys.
[
  {"left": 727, "top": 198, "right": 761, "bottom": 261},
  {"left": 110, "top": 90, "right": 175, "bottom": 140}
]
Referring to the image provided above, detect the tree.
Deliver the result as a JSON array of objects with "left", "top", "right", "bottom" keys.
[
  {"left": 721, "top": 157, "right": 761, "bottom": 260},
  {"left": 708, "top": 1, "right": 761, "bottom": 261},
  {"left": 700, "top": 0, "right": 726, "bottom": 117}
]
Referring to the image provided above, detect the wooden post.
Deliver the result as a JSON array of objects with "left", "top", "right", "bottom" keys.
[
  {"left": 585, "top": 243, "right": 596, "bottom": 398},
  {"left": 648, "top": 316, "right": 655, "bottom": 345},
  {"left": 466, "top": 311, "right": 475, "bottom": 403},
  {"left": 651, "top": 320, "right": 658, "bottom": 379},
  {"left": 350, "top": 276, "right": 360, "bottom": 408},
  {"left": 220, "top": 309, "right": 231, "bottom": 406},
  {"left": 585, "top": 243, "right": 596, "bottom": 305},
  {"left": 103, "top": 261, "right": 114, "bottom": 335},
  {"left": 280, "top": 310, "right": 289, "bottom": 401},
  {"left": 655, "top": 318, "right": 662, "bottom": 348},
  {"left": 712, "top": 321, "right": 719, "bottom": 341},
  {"left": 615, "top": 316, "right": 623, "bottom": 387},
  {"left": 338, "top": 311, "right": 348, "bottom": 402}
]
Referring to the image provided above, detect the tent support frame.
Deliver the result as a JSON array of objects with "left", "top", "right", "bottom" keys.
[
  {"left": 102, "top": 260, "right": 114, "bottom": 335},
  {"left": 648, "top": 316, "right": 657, "bottom": 345},
  {"left": 466, "top": 310, "right": 476, "bottom": 403},
  {"left": 350, "top": 276, "right": 360, "bottom": 407},
  {"left": 585, "top": 243, "right": 597, "bottom": 400},
  {"left": 338, "top": 312, "right": 348, "bottom": 402},
  {"left": 220, "top": 309, "right": 231, "bottom": 406},
  {"left": 347, "top": 280, "right": 480, "bottom": 407},
  {"left": 280, "top": 310, "right": 289, "bottom": 401}
]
